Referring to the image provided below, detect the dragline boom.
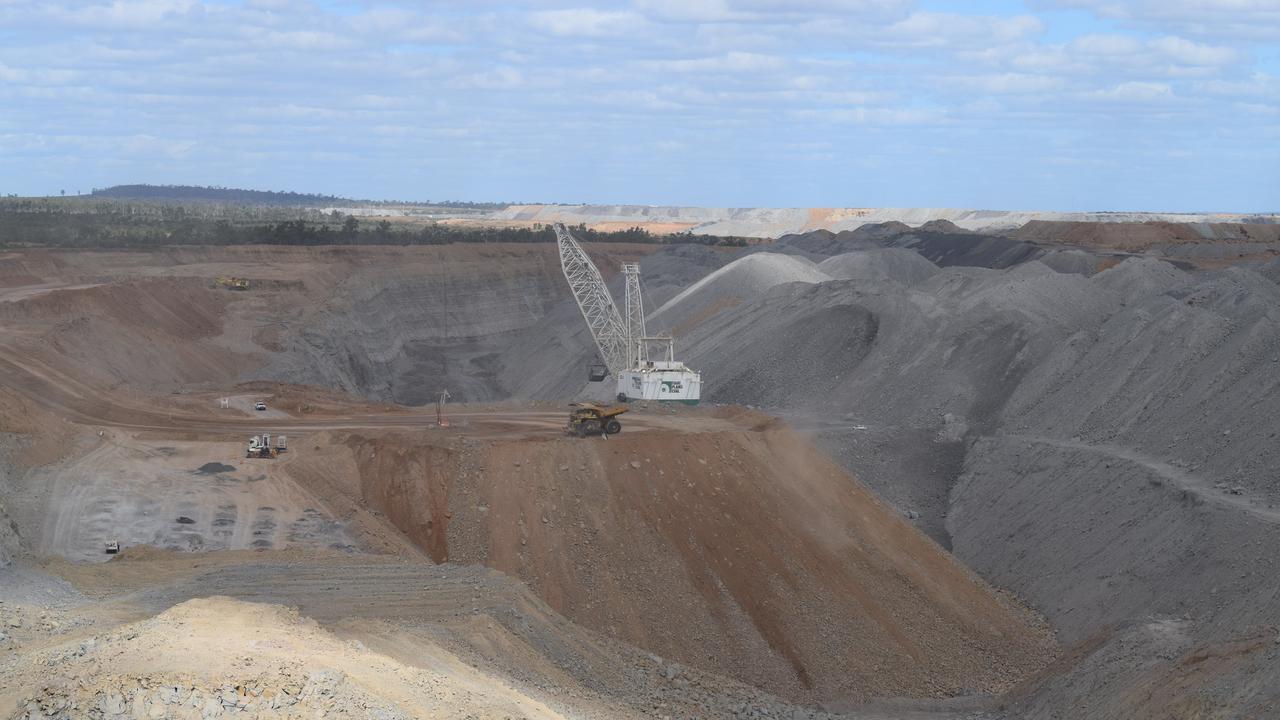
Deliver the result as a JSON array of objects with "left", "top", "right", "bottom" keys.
[{"left": 555, "top": 223, "right": 629, "bottom": 375}]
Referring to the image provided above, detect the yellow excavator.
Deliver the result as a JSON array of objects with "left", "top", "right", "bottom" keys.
[{"left": 566, "top": 403, "right": 628, "bottom": 437}]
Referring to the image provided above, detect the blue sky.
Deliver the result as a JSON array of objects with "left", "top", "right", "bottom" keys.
[{"left": 0, "top": 0, "right": 1276, "bottom": 211}]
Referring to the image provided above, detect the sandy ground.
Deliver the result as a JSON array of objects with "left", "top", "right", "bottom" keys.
[{"left": 29, "top": 434, "right": 355, "bottom": 562}]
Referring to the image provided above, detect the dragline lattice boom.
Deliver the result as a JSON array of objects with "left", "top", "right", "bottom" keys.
[
  {"left": 555, "top": 223, "right": 702, "bottom": 404},
  {"left": 623, "top": 263, "right": 646, "bottom": 366},
  {"left": 555, "top": 223, "right": 629, "bottom": 375}
]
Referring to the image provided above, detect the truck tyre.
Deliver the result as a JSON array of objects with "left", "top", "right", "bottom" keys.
[
  {"left": 617, "top": 393, "right": 628, "bottom": 402},
  {"left": 605, "top": 419, "right": 622, "bottom": 435}
]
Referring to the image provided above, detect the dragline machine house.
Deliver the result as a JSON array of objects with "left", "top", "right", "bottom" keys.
[{"left": 554, "top": 223, "right": 701, "bottom": 404}]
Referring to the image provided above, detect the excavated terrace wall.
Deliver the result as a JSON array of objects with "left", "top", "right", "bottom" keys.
[{"left": 250, "top": 244, "right": 659, "bottom": 405}]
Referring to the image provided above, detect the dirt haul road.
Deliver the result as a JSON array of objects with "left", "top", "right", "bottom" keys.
[{"left": 0, "top": 345, "right": 752, "bottom": 441}]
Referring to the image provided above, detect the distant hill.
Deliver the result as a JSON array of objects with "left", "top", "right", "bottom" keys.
[{"left": 88, "top": 184, "right": 510, "bottom": 210}]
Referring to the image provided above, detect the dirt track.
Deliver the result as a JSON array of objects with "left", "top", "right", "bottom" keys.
[
  {"left": 0, "top": 346, "right": 739, "bottom": 440},
  {"left": 999, "top": 434, "right": 1280, "bottom": 523}
]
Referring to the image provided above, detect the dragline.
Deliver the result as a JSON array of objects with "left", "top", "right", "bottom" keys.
[{"left": 554, "top": 223, "right": 701, "bottom": 404}]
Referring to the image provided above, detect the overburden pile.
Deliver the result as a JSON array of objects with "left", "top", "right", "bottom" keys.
[{"left": 628, "top": 237, "right": 1280, "bottom": 718}]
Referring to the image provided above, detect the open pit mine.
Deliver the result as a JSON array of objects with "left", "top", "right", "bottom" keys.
[{"left": 3, "top": 211, "right": 1280, "bottom": 719}]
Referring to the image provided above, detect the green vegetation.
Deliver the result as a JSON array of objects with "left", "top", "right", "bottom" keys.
[
  {"left": 0, "top": 197, "right": 750, "bottom": 248},
  {"left": 89, "top": 184, "right": 511, "bottom": 211}
]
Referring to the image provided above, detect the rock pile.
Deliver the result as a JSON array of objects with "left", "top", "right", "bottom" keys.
[{"left": 18, "top": 668, "right": 406, "bottom": 720}]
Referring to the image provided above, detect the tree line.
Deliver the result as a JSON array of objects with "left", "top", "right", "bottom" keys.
[
  {"left": 88, "top": 184, "right": 512, "bottom": 210},
  {"left": 0, "top": 204, "right": 750, "bottom": 248}
]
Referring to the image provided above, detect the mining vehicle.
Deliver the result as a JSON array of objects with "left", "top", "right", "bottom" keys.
[
  {"left": 566, "top": 403, "right": 627, "bottom": 437},
  {"left": 104, "top": 541, "right": 119, "bottom": 554},
  {"left": 215, "top": 276, "right": 249, "bottom": 290},
  {"left": 555, "top": 225, "right": 701, "bottom": 404},
  {"left": 246, "top": 433, "right": 287, "bottom": 458}
]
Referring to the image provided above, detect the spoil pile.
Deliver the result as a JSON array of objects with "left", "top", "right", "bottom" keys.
[
  {"left": 5, "top": 559, "right": 858, "bottom": 719},
  {"left": 1012, "top": 220, "right": 1280, "bottom": 251},
  {"left": 773, "top": 222, "right": 1044, "bottom": 269},
  {"left": 818, "top": 248, "right": 939, "bottom": 285},
  {"left": 647, "top": 249, "right": 1280, "bottom": 718},
  {"left": 3, "top": 595, "right": 545, "bottom": 719},
  {"left": 332, "top": 417, "right": 1057, "bottom": 705},
  {"left": 648, "top": 254, "right": 831, "bottom": 335}
]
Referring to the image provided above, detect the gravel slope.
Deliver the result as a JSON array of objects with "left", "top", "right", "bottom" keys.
[{"left": 655, "top": 249, "right": 1280, "bottom": 717}]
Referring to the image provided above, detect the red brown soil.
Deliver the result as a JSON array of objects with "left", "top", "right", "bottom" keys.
[
  {"left": 1012, "top": 220, "right": 1280, "bottom": 252},
  {"left": 330, "top": 415, "right": 1057, "bottom": 705}
]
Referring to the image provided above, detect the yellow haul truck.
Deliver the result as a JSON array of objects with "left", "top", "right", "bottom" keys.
[{"left": 566, "top": 403, "right": 628, "bottom": 437}]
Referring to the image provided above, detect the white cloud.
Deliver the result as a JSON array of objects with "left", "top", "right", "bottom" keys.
[
  {"left": 636, "top": 0, "right": 909, "bottom": 23},
  {"left": 1066, "top": 33, "right": 1236, "bottom": 68},
  {"left": 788, "top": 106, "right": 943, "bottom": 125},
  {"left": 969, "top": 32, "right": 1242, "bottom": 82},
  {"left": 0, "top": 0, "right": 1272, "bottom": 209},
  {"left": 1049, "top": 0, "right": 1280, "bottom": 41},
  {"left": 1087, "top": 80, "right": 1175, "bottom": 102},
  {"left": 449, "top": 65, "right": 525, "bottom": 90},
  {"left": 955, "top": 73, "right": 1066, "bottom": 94},
  {"left": 881, "top": 12, "right": 1044, "bottom": 47},
  {"left": 1193, "top": 71, "right": 1280, "bottom": 99},
  {"left": 596, "top": 89, "right": 684, "bottom": 110},
  {"left": 642, "top": 51, "right": 784, "bottom": 74},
  {"left": 1069, "top": 33, "right": 1141, "bottom": 56},
  {"left": 529, "top": 8, "right": 641, "bottom": 37},
  {"left": 636, "top": 0, "right": 735, "bottom": 23},
  {"left": 1147, "top": 36, "right": 1238, "bottom": 66},
  {"left": 348, "top": 8, "right": 463, "bottom": 43}
]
